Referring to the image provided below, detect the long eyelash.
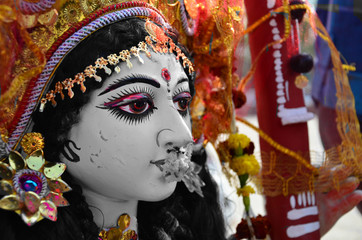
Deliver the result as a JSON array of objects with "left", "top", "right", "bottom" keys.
[
  {"left": 104, "top": 86, "right": 154, "bottom": 105},
  {"left": 179, "top": 109, "right": 189, "bottom": 118},
  {"left": 119, "top": 86, "right": 155, "bottom": 99},
  {"left": 179, "top": 101, "right": 191, "bottom": 117},
  {"left": 100, "top": 86, "right": 156, "bottom": 125},
  {"left": 173, "top": 86, "right": 190, "bottom": 98},
  {"left": 107, "top": 107, "right": 156, "bottom": 125}
]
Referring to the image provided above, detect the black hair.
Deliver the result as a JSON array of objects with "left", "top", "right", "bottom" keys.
[{"left": 0, "top": 18, "right": 225, "bottom": 240}]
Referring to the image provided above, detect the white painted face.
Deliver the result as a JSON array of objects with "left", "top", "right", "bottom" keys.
[{"left": 62, "top": 52, "right": 193, "bottom": 201}]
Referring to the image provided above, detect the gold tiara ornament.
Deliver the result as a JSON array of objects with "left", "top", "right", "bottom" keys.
[{"left": 39, "top": 20, "right": 194, "bottom": 112}]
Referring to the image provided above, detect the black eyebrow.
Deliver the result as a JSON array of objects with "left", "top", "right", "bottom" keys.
[
  {"left": 98, "top": 74, "right": 160, "bottom": 96},
  {"left": 176, "top": 78, "right": 189, "bottom": 86}
]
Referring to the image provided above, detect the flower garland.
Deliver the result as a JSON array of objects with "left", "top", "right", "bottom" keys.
[{"left": 217, "top": 133, "right": 270, "bottom": 239}]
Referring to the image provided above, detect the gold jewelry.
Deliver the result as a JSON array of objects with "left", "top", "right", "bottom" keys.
[
  {"left": 39, "top": 20, "right": 194, "bottom": 112},
  {"left": 0, "top": 132, "right": 70, "bottom": 226},
  {"left": 99, "top": 213, "right": 138, "bottom": 240}
]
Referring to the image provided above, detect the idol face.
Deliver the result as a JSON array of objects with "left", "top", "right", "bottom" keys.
[{"left": 62, "top": 52, "right": 193, "bottom": 201}]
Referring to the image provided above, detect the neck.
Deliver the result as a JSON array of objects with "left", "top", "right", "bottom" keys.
[{"left": 82, "top": 187, "right": 138, "bottom": 231}]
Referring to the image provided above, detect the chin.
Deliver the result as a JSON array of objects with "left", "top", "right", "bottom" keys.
[{"left": 142, "top": 181, "right": 177, "bottom": 202}]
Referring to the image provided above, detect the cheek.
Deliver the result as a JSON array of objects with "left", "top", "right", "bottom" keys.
[
  {"left": 93, "top": 130, "right": 153, "bottom": 170},
  {"left": 99, "top": 120, "right": 157, "bottom": 153},
  {"left": 66, "top": 132, "right": 175, "bottom": 200}
]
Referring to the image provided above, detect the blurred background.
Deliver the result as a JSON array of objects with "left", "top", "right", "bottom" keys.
[{"left": 233, "top": 0, "right": 362, "bottom": 239}]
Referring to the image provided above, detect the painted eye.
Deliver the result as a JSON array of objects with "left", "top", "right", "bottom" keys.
[
  {"left": 175, "top": 99, "right": 189, "bottom": 111},
  {"left": 101, "top": 92, "right": 156, "bottom": 124},
  {"left": 120, "top": 98, "right": 153, "bottom": 114},
  {"left": 173, "top": 92, "right": 192, "bottom": 114}
]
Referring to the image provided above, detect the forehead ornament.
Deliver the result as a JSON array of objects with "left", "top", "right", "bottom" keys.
[
  {"left": 40, "top": 20, "right": 194, "bottom": 112},
  {"left": 161, "top": 68, "right": 171, "bottom": 82},
  {"left": 161, "top": 68, "right": 171, "bottom": 93}
]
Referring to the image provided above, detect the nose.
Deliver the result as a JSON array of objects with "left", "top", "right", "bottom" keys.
[{"left": 156, "top": 104, "right": 193, "bottom": 149}]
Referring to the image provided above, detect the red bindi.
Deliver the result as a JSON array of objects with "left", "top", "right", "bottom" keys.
[{"left": 161, "top": 68, "right": 171, "bottom": 82}]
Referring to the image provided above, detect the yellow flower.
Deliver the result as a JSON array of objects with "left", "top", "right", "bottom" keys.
[
  {"left": 237, "top": 185, "right": 256, "bottom": 197},
  {"left": 230, "top": 154, "right": 260, "bottom": 176},
  {"left": 228, "top": 133, "right": 250, "bottom": 151}
]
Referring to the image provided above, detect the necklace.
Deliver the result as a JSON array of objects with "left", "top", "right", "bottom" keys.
[{"left": 98, "top": 213, "right": 138, "bottom": 240}]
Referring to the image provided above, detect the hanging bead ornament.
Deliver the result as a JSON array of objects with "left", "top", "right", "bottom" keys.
[
  {"left": 289, "top": 53, "right": 314, "bottom": 73},
  {"left": 39, "top": 20, "right": 194, "bottom": 112},
  {"left": 294, "top": 74, "right": 309, "bottom": 89},
  {"left": 130, "top": 46, "right": 144, "bottom": 64},
  {"left": 289, "top": 5, "right": 313, "bottom": 90},
  {"left": 0, "top": 133, "right": 71, "bottom": 226}
]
